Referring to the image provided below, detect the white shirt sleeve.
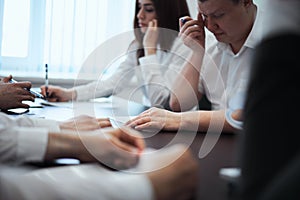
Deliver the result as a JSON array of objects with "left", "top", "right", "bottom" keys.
[
  {"left": 139, "top": 54, "right": 169, "bottom": 107},
  {"left": 139, "top": 38, "right": 192, "bottom": 108},
  {"left": 0, "top": 113, "right": 53, "bottom": 164},
  {"left": 16, "top": 127, "right": 49, "bottom": 163},
  {"left": 225, "top": 73, "right": 249, "bottom": 130},
  {"left": 14, "top": 115, "right": 60, "bottom": 132},
  {"left": 74, "top": 81, "right": 111, "bottom": 101},
  {"left": 75, "top": 45, "right": 138, "bottom": 101}
]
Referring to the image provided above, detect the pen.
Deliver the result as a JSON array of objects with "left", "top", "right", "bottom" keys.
[
  {"left": 9, "top": 79, "right": 45, "bottom": 99},
  {"left": 45, "top": 64, "right": 49, "bottom": 98}
]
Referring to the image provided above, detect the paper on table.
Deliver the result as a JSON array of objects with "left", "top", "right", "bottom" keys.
[
  {"left": 89, "top": 97, "right": 112, "bottom": 103},
  {"left": 109, "top": 116, "right": 137, "bottom": 128},
  {"left": 34, "top": 98, "right": 73, "bottom": 108},
  {"left": 22, "top": 100, "right": 43, "bottom": 108}
]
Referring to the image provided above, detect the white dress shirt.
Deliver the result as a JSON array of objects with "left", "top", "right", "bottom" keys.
[
  {"left": 0, "top": 113, "right": 60, "bottom": 164},
  {"left": 198, "top": 7, "right": 264, "bottom": 129}
]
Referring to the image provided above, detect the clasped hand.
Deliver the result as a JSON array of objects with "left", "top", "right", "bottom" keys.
[{"left": 143, "top": 19, "right": 159, "bottom": 56}]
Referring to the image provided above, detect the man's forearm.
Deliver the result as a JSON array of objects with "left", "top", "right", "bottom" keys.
[
  {"left": 44, "top": 133, "right": 87, "bottom": 162},
  {"left": 181, "top": 110, "right": 236, "bottom": 132}
]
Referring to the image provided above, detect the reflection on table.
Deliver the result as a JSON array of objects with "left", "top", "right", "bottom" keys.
[{"left": 5, "top": 96, "right": 240, "bottom": 200}]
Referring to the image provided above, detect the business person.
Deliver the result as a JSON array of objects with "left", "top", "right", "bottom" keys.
[
  {"left": 234, "top": 0, "right": 300, "bottom": 199},
  {"left": 0, "top": 112, "right": 199, "bottom": 200},
  {"left": 127, "top": 0, "right": 263, "bottom": 133},
  {"left": 41, "top": 0, "right": 192, "bottom": 109},
  {"left": 0, "top": 75, "right": 35, "bottom": 110}
]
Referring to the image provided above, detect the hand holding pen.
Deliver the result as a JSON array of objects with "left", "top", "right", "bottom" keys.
[
  {"left": 40, "top": 64, "right": 77, "bottom": 102},
  {"left": 40, "top": 85, "right": 76, "bottom": 102}
]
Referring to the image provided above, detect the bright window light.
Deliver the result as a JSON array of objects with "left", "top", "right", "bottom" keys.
[{"left": 1, "top": 0, "right": 30, "bottom": 57}]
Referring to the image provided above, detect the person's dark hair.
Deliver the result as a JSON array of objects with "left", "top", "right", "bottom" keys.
[
  {"left": 134, "top": 0, "right": 190, "bottom": 60},
  {"left": 198, "top": 0, "right": 240, "bottom": 3}
]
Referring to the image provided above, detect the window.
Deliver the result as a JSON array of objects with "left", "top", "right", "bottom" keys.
[
  {"left": 1, "top": 0, "right": 30, "bottom": 58},
  {"left": 0, "top": 0, "right": 261, "bottom": 80},
  {"left": 0, "top": 0, "right": 135, "bottom": 80},
  {"left": 0, "top": 0, "right": 45, "bottom": 78}
]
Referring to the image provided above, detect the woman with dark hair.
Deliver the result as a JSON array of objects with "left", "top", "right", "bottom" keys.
[
  {"left": 41, "top": 0, "right": 191, "bottom": 109},
  {"left": 134, "top": 0, "right": 190, "bottom": 59}
]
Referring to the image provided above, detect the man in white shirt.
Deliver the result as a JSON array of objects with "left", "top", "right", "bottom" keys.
[{"left": 0, "top": 113, "right": 199, "bottom": 199}]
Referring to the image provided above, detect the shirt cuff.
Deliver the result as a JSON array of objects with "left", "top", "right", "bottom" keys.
[
  {"left": 74, "top": 85, "right": 90, "bottom": 101},
  {"left": 32, "top": 119, "right": 60, "bottom": 132},
  {"left": 139, "top": 54, "right": 157, "bottom": 65},
  {"left": 225, "top": 109, "right": 243, "bottom": 130},
  {"left": 17, "top": 127, "right": 48, "bottom": 163}
]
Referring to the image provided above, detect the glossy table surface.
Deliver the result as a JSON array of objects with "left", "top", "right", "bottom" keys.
[
  {"left": 144, "top": 130, "right": 239, "bottom": 200},
  {"left": 8, "top": 96, "right": 240, "bottom": 200}
]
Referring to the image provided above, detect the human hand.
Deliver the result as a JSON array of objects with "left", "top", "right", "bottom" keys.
[
  {"left": 126, "top": 107, "right": 181, "bottom": 131},
  {"left": 40, "top": 85, "right": 75, "bottom": 102},
  {"left": 0, "top": 80, "right": 35, "bottom": 110},
  {"left": 179, "top": 13, "right": 205, "bottom": 52},
  {"left": 79, "top": 127, "right": 145, "bottom": 170},
  {"left": 108, "top": 126, "right": 145, "bottom": 152},
  {"left": 59, "top": 115, "right": 112, "bottom": 131},
  {"left": 143, "top": 19, "right": 159, "bottom": 56}
]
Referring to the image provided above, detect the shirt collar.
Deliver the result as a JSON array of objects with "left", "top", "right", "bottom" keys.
[{"left": 244, "top": 5, "right": 264, "bottom": 49}]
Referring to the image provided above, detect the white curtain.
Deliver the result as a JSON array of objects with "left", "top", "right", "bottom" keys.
[
  {"left": 0, "top": 0, "right": 218, "bottom": 78},
  {"left": 43, "top": 0, "right": 135, "bottom": 75}
]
